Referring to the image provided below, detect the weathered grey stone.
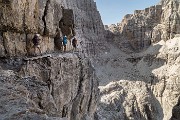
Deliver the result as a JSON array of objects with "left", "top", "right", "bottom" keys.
[
  {"left": 1, "top": 0, "right": 180, "bottom": 120},
  {"left": 0, "top": 53, "right": 98, "bottom": 120},
  {"left": 0, "top": 0, "right": 104, "bottom": 120},
  {"left": 95, "top": 0, "right": 180, "bottom": 119},
  {"left": 0, "top": 0, "right": 76, "bottom": 57},
  {"left": 96, "top": 36, "right": 180, "bottom": 120},
  {"left": 106, "top": 0, "right": 180, "bottom": 53},
  {"left": 3, "top": 31, "right": 27, "bottom": 56}
]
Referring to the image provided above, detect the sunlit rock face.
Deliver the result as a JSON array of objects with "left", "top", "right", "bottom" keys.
[
  {"left": 0, "top": 0, "right": 68, "bottom": 56},
  {"left": 0, "top": 0, "right": 106, "bottom": 57},
  {"left": 107, "top": 0, "right": 180, "bottom": 53},
  {"left": 0, "top": 0, "right": 105, "bottom": 120},
  {"left": 96, "top": 35, "right": 180, "bottom": 120},
  {"left": 96, "top": 0, "right": 180, "bottom": 120},
  {"left": 56, "top": 0, "right": 107, "bottom": 58},
  {"left": 0, "top": 0, "right": 180, "bottom": 120}
]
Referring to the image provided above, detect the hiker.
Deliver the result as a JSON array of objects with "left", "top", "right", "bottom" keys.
[
  {"left": 32, "top": 33, "right": 42, "bottom": 56},
  {"left": 72, "top": 37, "right": 78, "bottom": 51},
  {"left": 55, "top": 28, "right": 63, "bottom": 51},
  {"left": 63, "top": 35, "right": 67, "bottom": 52}
]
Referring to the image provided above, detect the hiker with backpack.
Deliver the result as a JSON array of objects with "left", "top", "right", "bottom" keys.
[
  {"left": 63, "top": 35, "right": 67, "bottom": 52},
  {"left": 32, "top": 33, "right": 42, "bottom": 56},
  {"left": 54, "top": 28, "right": 63, "bottom": 51},
  {"left": 72, "top": 37, "right": 78, "bottom": 51}
]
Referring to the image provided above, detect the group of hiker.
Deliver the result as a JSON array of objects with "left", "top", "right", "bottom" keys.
[
  {"left": 32, "top": 31, "right": 78, "bottom": 56},
  {"left": 62, "top": 35, "right": 78, "bottom": 52}
]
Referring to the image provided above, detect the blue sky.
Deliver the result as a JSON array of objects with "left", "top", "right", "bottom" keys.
[{"left": 95, "top": 0, "right": 160, "bottom": 25}]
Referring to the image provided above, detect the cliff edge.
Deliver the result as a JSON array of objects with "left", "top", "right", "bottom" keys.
[{"left": 0, "top": 0, "right": 104, "bottom": 120}]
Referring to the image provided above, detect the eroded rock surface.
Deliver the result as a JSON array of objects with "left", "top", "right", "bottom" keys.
[
  {"left": 107, "top": 0, "right": 180, "bottom": 53},
  {"left": 96, "top": 34, "right": 180, "bottom": 120},
  {"left": 0, "top": 54, "right": 98, "bottom": 120},
  {"left": 0, "top": 0, "right": 75, "bottom": 56},
  {"left": 0, "top": 0, "right": 180, "bottom": 120},
  {"left": 96, "top": 0, "right": 180, "bottom": 119},
  {"left": 0, "top": 0, "right": 104, "bottom": 120}
]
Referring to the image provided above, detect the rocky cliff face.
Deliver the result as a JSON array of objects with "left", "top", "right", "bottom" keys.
[
  {"left": 107, "top": 0, "right": 180, "bottom": 53},
  {"left": 1, "top": 0, "right": 180, "bottom": 120},
  {"left": 0, "top": 0, "right": 105, "bottom": 120},
  {"left": 59, "top": 0, "right": 106, "bottom": 58},
  {"left": 0, "top": 0, "right": 105, "bottom": 57},
  {"left": 97, "top": 36, "right": 180, "bottom": 120},
  {"left": 96, "top": 0, "right": 180, "bottom": 120},
  {"left": 0, "top": 54, "right": 98, "bottom": 120}
]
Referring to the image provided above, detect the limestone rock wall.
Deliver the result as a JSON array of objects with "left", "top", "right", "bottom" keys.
[
  {"left": 96, "top": 0, "right": 180, "bottom": 120},
  {"left": 0, "top": 0, "right": 75, "bottom": 57},
  {"left": 160, "top": 0, "right": 180, "bottom": 39},
  {"left": 0, "top": 54, "right": 98, "bottom": 120},
  {"left": 0, "top": 0, "right": 105, "bottom": 120},
  {"left": 137, "top": 36, "right": 180, "bottom": 120},
  {"left": 110, "top": 5, "right": 162, "bottom": 52},
  {"left": 0, "top": 0, "right": 106, "bottom": 57},
  {"left": 96, "top": 35, "right": 180, "bottom": 120},
  {"left": 107, "top": 0, "right": 180, "bottom": 53},
  {"left": 58, "top": 0, "right": 106, "bottom": 57}
]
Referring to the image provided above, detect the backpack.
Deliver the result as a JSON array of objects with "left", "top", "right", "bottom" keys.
[
  {"left": 72, "top": 38, "right": 77, "bottom": 45},
  {"left": 32, "top": 34, "right": 40, "bottom": 45},
  {"left": 63, "top": 36, "right": 67, "bottom": 45}
]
